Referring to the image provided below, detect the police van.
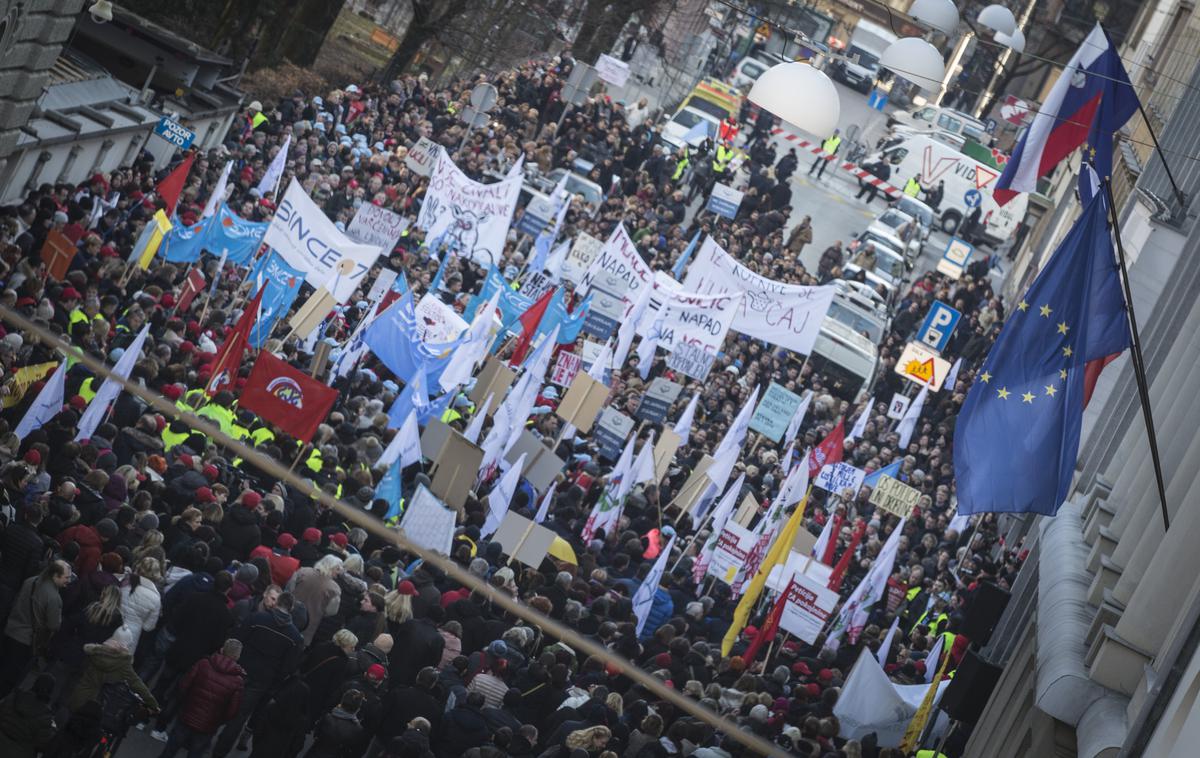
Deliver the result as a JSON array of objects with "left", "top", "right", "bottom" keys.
[{"left": 865, "top": 134, "right": 1029, "bottom": 247}]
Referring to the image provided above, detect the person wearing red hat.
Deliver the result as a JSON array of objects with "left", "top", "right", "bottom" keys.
[
  {"left": 293, "top": 528, "right": 324, "bottom": 567},
  {"left": 218, "top": 490, "right": 263, "bottom": 562},
  {"left": 252, "top": 533, "right": 301, "bottom": 587}
]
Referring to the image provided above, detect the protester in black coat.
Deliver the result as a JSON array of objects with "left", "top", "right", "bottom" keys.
[
  {"left": 305, "top": 689, "right": 366, "bottom": 758},
  {"left": 436, "top": 692, "right": 490, "bottom": 758},
  {"left": 388, "top": 614, "right": 444, "bottom": 686},
  {"left": 218, "top": 496, "right": 263, "bottom": 562}
]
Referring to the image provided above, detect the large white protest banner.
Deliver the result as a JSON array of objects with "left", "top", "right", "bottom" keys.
[
  {"left": 417, "top": 148, "right": 522, "bottom": 266},
  {"left": 644, "top": 284, "right": 742, "bottom": 359},
  {"left": 578, "top": 224, "right": 653, "bottom": 317},
  {"left": 347, "top": 203, "right": 409, "bottom": 252},
  {"left": 263, "top": 179, "right": 383, "bottom": 303},
  {"left": 682, "top": 237, "right": 835, "bottom": 355}
]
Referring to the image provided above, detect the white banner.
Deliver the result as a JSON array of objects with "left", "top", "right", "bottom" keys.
[
  {"left": 682, "top": 237, "right": 835, "bottom": 355},
  {"left": 398, "top": 485, "right": 457, "bottom": 556},
  {"left": 579, "top": 224, "right": 653, "bottom": 318},
  {"left": 417, "top": 148, "right": 522, "bottom": 266},
  {"left": 595, "top": 54, "right": 632, "bottom": 87},
  {"left": 645, "top": 282, "right": 742, "bottom": 359},
  {"left": 264, "top": 179, "right": 383, "bottom": 303},
  {"left": 814, "top": 461, "right": 867, "bottom": 495},
  {"left": 347, "top": 202, "right": 409, "bottom": 252},
  {"left": 415, "top": 294, "right": 469, "bottom": 343}
]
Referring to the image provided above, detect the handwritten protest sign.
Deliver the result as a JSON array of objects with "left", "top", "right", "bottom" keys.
[
  {"left": 550, "top": 351, "right": 582, "bottom": 387},
  {"left": 347, "top": 203, "right": 410, "bottom": 252},
  {"left": 869, "top": 475, "right": 921, "bottom": 518},
  {"left": 815, "top": 462, "right": 867, "bottom": 495},
  {"left": 405, "top": 136, "right": 438, "bottom": 176},
  {"left": 665, "top": 341, "right": 717, "bottom": 380},
  {"left": 417, "top": 148, "right": 522, "bottom": 266},
  {"left": 562, "top": 232, "right": 603, "bottom": 285},
  {"left": 749, "top": 382, "right": 805, "bottom": 442},
  {"left": 578, "top": 224, "right": 652, "bottom": 317}
]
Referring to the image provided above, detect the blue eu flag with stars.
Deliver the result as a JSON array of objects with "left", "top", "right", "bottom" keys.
[{"left": 954, "top": 194, "right": 1130, "bottom": 516}]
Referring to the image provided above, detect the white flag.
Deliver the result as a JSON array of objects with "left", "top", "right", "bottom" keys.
[
  {"left": 482, "top": 452, "right": 526, "bottom": 538},
  {"left": 378, "top": 409, "right": 422, "bottom": 469},
  {"left": 712, "top": 385, "right": 761, "bottom": 462},
  {"left": 780, "top": 440, "right": 795, "bottom": 477},
  {"left": 201, "top": 160, "right": 233, "bottom": 220},
  {"left": 692, "top": 474, "right": 744, "bottom": 583},
  {"left": 14, "top": 361, "right": 66, "bottom": 440},
  {"left": 256, "top": 134, "right": 291, "bottom": 198},
  {"left": 463, "top": 393, "right": 492, "bottom": 444},
  {"left": 633, "top": 534, "right": 676, "bottom": 635},
  {"left": 896, "top": 386, "right": 927, "bottom": 449},
  {"left": 777, "top": 459, "right": 809, "bottom": 509},
  {"left": 846, "top": 395, "right": 873, "bottom": 442},
  {"left": 877, "top": 616, "right": 900, "bottom": 666},
  {"left": 506, "top": 153, "right": 525, "bottom": 179},
  {"left": 923, "top": 634, "right": 944, "bottom": 683},
  {"left": 612, "top": 282, "right": 653, "bottom": 373},
  {"left": 784, "top": 390, "right": 812, "bottom": 445},
  {"left": 534, "top": 482, "right": 557, "bottom": 524},
  {"left": 826, "top": 518, "right": 907, "bottom": 649},
  {"left": 944, "top": 357, "right": 963, "bottom": 390},
  {"left": 610, "top": 433, "right": 640, "bottom": 502},
  {"left": 629, "top": 431, "right": 657, "bottom": 489},
  {"left": 75, "top": 325, "right": 150, "bottom": 442},
  {"left": 439, "top": 292, "right": 500, "bottom": 391},
  {"left": 544, "top": 240, "right": 571, "bottom": 281},
  {"left": 948, "top": 511, "right": 971, "bottom": 535},
  {"left": 811, "top": 508, "right": 836, "bottom": 563},
  {"left": 672, "top": 393, "right": 699, "bottom": 445}
]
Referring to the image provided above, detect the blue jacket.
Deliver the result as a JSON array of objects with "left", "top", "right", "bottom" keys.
[{"left": 639, "top": 588, "right": 674, "bottom": 640}]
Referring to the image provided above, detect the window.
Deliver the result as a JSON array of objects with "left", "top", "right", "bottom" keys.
[
  {"left": 937, "top": 113, "right": 963, "bottom": 133},
  {"left": 916, "top": 107, "right": 936, "bottom": 122},
  {"left": 887, "top": 148, "right": 908, "bottom": 165}
]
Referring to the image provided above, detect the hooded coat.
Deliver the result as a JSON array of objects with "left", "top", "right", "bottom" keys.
[
  {"left": 177, "top": 652, "right": 245, "bottom": 733},
  {"left": 67, "top": 643, "right": 158, "bottom": 712},
  {"left": 0, "top": 689, "right": 57, "bottom": 758}
]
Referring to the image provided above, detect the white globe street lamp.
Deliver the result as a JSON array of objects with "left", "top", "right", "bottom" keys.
[
  {"left": 977, "top": 4, "right": 1017, "bottom": 36},
  {"left": 909, "top": 0, "right": 960, "bottom": 36},
  {"left": 880, "top": 37, "right": 947, "bottom": 92},
  {"left": 995, "top": 27, "right": 1026, "bottom": 53},
  {"left": 747, "top": 62, "right": 841, "bottom": 137}
]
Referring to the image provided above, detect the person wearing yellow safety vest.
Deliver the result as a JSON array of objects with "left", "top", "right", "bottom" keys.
[
  {"left": 196, "top": 390, "right": 237, "bottom": 437},
  {"left": 808, "top": 128, "right": 842, "bottom": 179},
  {"left": 78, "top": 376, "right": 98, "bottom": 403},
  {"left": 905, "top": 173, "right": 924, "bottom": 198},
  {"left": 712, "top": 142, "right": 735, "bottom": 176},
  {"left": 245, "top": 100, "right": 268, "bottom": 138},
  {"left": 670, "top": 146, "right": 689, "bottom": 183}
]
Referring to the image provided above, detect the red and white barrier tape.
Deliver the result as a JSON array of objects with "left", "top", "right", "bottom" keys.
[{"left": 769, "top": 127, "right": 902, "bottom": 198}]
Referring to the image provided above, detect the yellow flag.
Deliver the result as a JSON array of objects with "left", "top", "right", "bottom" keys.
[
  {"left": 1, "top": 362, "right": 58, "bottom": 408},
  {"left": 900, "top": 643, "right": 953, "bottom": 752},
  {"left": 720, "top": 486, "right": 810, "bottom": 657},
  {"left": 138, "top": 209, "right": 173, "bottom": 270}
]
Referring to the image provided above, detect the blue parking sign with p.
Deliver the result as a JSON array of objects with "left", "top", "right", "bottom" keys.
[{"left": 917, "top": 300, "right": 961, "bottom": 353}]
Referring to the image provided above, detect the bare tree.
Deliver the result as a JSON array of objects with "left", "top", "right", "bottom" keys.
[{"left": 380, "top": 0, "right": 474, "bottom": 81}]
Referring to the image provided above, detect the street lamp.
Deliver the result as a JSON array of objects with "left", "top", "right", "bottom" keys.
[
  {"left": 879, "top": 37, "right": 946, "bottom": 92},
  {"left": 747, "top": 62, "right": 841, "bottom": 136},
  {"left": 977, "top": 4, "right": 1017, "bottom": 36},
  {"left": 89, "top": 1, "right": 113, "bottom": 23},
  {"left": 995, "top": 28, "right": 1026, "bottom": 52},
  {"left": 909, "top": 0, "right": 960, "bottom": 36}
]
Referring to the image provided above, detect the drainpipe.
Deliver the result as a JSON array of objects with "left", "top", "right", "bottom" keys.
[{"left": 1036, "top": 498, "right": 1128, "bottom": 755}]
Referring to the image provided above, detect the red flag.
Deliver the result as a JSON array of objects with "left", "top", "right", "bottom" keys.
[
  {"left": 808, "top": 419, "right": 845, "bottom": 479},
  {"left": 821, "top": 511, "right": 844, "bottom": 565},
  {"left": 240, "top": 352, "right": 339, "bottom": 443},
  {"left": 176, "top": 268, "right": 207, "bottom": 312},
  {"left": 827, "top": 518, "right": 867, "bottom": 591},
  {"left": 205, "top": 286, "right": 264, "bottom": 396},
  {"left": 509, "top": 288, "right": 556, "bottom": 366},
  {"left": 156, "top": 154, "right": 195, "bottom": 216}
]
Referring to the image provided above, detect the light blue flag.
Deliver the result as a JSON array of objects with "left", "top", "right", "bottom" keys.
[
  {"left": 470, "top": 267, "right": 587, "bottom": 347},
  {"left": 863, "top": 460, "right": 902, "bottom": 489},
  {"left": 364, "top": 291, "right": 459, "bottom": 383},
  {"left": 671, "top": 230, "right": 702, "bottom": 280},
  {"left": 248, "top": 250, "right": 305, "bottom": 348},
  {"left": 387, "top": 367, "right": 429, "bottom": 430},
  {"left": 376, "top": 461, "right": 404, "bottom": 522},
  {"left": 681, "top": 119, "right": 714, "bottom": 145},
  {"left": 205, "top": 204, "right": 270, "bottom": 265},
  {"left": 158, "top": 220, "right": 207, "bottom": 263}
]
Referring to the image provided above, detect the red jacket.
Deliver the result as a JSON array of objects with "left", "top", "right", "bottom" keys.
[
  {"left": 179, "top": 653, "right": 246, "bottom": 733},
  {"left": 58, "top": 524, "right": 103, "bottom": 575},
  {"left": 250, "top": 545, "right": 300, "bottom": 587}
]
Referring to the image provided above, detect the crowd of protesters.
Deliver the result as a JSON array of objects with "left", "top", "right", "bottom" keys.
[{"left": 0, "top": 50, "right": 1022, "bottom": 758}]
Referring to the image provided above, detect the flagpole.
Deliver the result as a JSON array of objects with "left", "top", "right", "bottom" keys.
[{"left": 1103, "top": 178, "right": 1170, "bottom": 531}]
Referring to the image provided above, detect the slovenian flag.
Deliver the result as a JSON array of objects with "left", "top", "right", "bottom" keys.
[{"left": 994, "top": 23, "right": 1139, "bottom": 206}]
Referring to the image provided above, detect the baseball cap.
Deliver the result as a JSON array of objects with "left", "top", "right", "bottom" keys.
[
  {"left": 366, "top": 663, "right": 386, "bottom": 681},
  {"left": 242, "top": 491, "right": 262, "bottom": 508},
  {"left": 303, "top": 527, "right": 322, "bottom": 544},
  {"left": 330, "top": 532, "right": 348, "bottom": 548},
  {"left": 277, "top": 533, "right": 298, "bottom": 549}
]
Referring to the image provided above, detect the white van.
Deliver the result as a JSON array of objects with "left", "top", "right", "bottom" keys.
[
  {"left": 810, "top": 317, "right": 879, "bottom": 402},
  {"left": 867, "top": 134, "right": 1028, "bottom": 246},
  {"left": 887, "top": 105, "right": 989, "bottom": 144}
]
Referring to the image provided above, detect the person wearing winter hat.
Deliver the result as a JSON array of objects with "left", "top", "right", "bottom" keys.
[{"left": 67, "top": 625, "right": 158, "bottom": 713}]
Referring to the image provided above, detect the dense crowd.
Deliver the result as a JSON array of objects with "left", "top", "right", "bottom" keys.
[{"left": 0, "top": 52, "right": 1021, "bottom": 758}]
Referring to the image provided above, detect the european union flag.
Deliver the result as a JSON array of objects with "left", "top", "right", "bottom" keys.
[{"left": 954, "top": 194, "right": 1129, "bottom": 516}]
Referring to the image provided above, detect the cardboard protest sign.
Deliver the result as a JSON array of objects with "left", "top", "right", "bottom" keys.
[
  {"left": 682, "top": 237, "right": 835, "bottom": 355},
  {"left": 749, "top": 382, "right": 805, "bottom": 443},
  {"left": 779, "top": 574, "right": 841, "bottom": 644},
  {"left": 550, "top": 351, "right": 582, "bottom": 387},
  {"left": 665, "top": 341, "right": 717, "bottom": 381},
  {"left": 420, "top": 418, "right": 453, "bottom": 461},
  {"left": 398, "top": 485, "right": 457, "bottom": 555},
  {"left": 417, "top": 148, "right": 522, "bottom": 266},
  {"left": 404, "top": 136, "right": 439, "bottom": 176},
  {"left": 555, "top": 373, "right": 608, "bottom": 433},
  {"left": 265, "top": 180, "right": 382, "bottom": 302},
  {"left": 581, "top": 287, "right": 623, "bottom": 339},
  {"left": 504, "top": 430, "right": 566, "bottom": 493},
  {"left": 593, "top": 407, "right": 634, "bottom": 460},
  {"left": 347, "top": 203, "right": 409, "bottom": 252},
  {"left": 732, "top": 493, "right": 760, "bottom": 527},
  {"left": 492, "top": 511, "right": 557, "bottom": 568},
  {"left": 869, "top": 475, "right": 922, "bottom": 518},
  {"left": 887, "top": 393, "right": 911, "bottom": 420},
  {"left": 468, "top": 357, "right": 516, "bottom": 411},
  {"left": 674, "top": 455, "right": 715, "bottom": 516},
  {"left": 40, "top": 230, "right": 76, "bottom": 281},
  {"left": 634, "top": 377, "right": 683, "bottom": 424},
  {"left": 429, "top": 433, "right": 483, "bottom": 511},
  {"left": 653, "top": 427, "right": 682, "bottom": 482},
  {"left": 815, "top": 462, "right": 867, "bottom": 495},
  {"left": 415, "top": 294, "right": 468, "bottom": 343}
]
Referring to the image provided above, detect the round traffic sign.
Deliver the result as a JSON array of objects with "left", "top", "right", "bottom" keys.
[{"left": 964, "top": 189, "right": 982, "bottom": 208}]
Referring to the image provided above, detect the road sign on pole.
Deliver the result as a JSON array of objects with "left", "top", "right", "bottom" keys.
[{"left": 916, "top": 301, "right": 961, "bottom": 353}]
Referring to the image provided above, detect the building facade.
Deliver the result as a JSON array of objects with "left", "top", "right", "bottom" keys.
[{"left": 959, "top": 1, "right": 1200, "bottom": 756}]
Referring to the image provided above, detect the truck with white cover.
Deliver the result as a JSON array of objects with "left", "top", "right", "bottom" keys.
[{"left": 830, "top": 19, "right": 898, "bottom": 93}]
